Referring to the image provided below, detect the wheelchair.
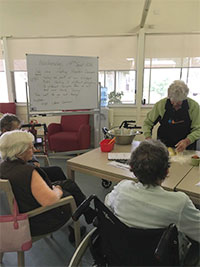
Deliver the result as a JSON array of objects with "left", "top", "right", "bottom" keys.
[{"left": 69, "top": 195, "right": 180, "bottom": 267}]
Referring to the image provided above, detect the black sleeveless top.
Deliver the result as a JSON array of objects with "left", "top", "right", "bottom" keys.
[{"left": 0, "top": 159, "right": 70, "bottom": 236}]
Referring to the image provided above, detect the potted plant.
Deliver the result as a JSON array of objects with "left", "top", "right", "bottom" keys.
[{"left": 108, "top": 91, "right": 124, "bottom": 104}]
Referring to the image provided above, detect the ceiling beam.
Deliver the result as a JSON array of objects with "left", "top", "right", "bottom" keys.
[{"left": 140, "top": 0, "right": 152, "bottom": 28}]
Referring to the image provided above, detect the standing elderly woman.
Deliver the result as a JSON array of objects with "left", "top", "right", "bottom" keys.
[
  {"left": 0, "top": 130, "right": 95, "bottom": 236},
  {"left": 143, "top": 80, "right": 200, "bottom": 152},
  {"left": 105, "top": 140, "right": 200, "bottom": 265}
]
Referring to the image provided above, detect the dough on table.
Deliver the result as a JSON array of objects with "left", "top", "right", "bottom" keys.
[{"left": 168, "top": 147, "right": 176, "bottom": 156}]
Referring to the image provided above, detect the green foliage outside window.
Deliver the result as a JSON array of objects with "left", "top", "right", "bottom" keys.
[
  {"left": 150, "top": 79, "right": 169, "bottom": 98},
  {"left": 108, "top": 91, "right": 124, "bottom": 104}
]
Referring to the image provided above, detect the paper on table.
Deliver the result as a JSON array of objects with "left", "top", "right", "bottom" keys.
[
  {"left": 108, "top": 160, "right": 130, "bottom": 170},
  {"left": 108, "top": 152, "right": 131, "bottom": 160},
  {"left": 195, "top": 181, "right": 200, "bottom": 186}
]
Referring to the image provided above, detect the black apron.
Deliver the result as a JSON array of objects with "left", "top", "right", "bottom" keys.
[{"left": 157, "top": 99, "right": 196, "bottom": 150}]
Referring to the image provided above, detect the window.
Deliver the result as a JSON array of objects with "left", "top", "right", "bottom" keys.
[
  {"left": 0, "top": 71, "right": 8, "bottom": 102},
  {"left": 14, "top": 71, "right": 28, "bottom": 103},
  {"left": 143, "top": 67, "right": 181, "bottom": 104},
  {"left": 99, "top": 70, "right": 136, "bottom": 105},
  {"left": 188, "top": 68, "right": 200, "bottom": 102},
  {"left": 143, "top": 66, "right": 200, "bottom": 104},
  {"left": 116, "top": 71, "right": 136, "bottom": 103},
  {"left": 143, "top": 34, "right": 200, "bottom": 104},
  {"left": 105, "top": 71, "right": 115, "bottom": 95},
  {"left": 0, "top": 51, "right": 8, "bottom": 102},
  {"left": 99, "top": 71, "right": 105, "bottom": 87}
]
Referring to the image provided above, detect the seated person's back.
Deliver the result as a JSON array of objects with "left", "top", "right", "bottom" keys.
[{"left": 105, "top": 140, "right": 200, "bottom": 265}]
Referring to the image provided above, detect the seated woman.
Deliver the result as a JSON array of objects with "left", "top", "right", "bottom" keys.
[
  {"left": 0, "top": 113, "right": 66, "bottom": 182},
  {"left": 0, "top": 130, "right": 95, "bottom": 237},
  {"left": 105, "top": 139, "right": 200, "bottom": 265}
]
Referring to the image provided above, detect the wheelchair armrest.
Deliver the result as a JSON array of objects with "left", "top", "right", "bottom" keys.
[{"left": 72, "top": 194, "right": 96, "bottom": 221}]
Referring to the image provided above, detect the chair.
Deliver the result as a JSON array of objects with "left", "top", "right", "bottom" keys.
[
  {"left": 47, "top": 113, "right": 91, "bottom": 152},
  {"left": 0, "top": 179, "right": 81, "bottom": 267},
  {"left": 0, "top": 102, "right": 16, "bottom": 114},
  {"left": 35, "top": 154, "right": 51, "bottom": 167},
  {"left": 69, "top": 195, "right": 180, "bottom": 267}
]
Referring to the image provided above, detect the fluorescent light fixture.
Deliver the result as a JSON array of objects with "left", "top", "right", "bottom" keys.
[{"left": 126, "top": 58, "right": 134, "bottom": 61}]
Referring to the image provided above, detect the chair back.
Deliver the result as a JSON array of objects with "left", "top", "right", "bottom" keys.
[
  {"left": 0, "top": 103, "right": 16, "bottom": 114},
  {"left": 61, "top": 114, "right": 89, "bottom": 132},
  {"left": 0, "top": 179, "right": 15, "bottom": 214}
]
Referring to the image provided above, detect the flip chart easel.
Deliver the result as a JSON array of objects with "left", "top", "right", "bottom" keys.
[
  {"left": 26, "top": 54, "right": 99, "bottom": 112},
  {"left": 26, "top": 54, "right": 101, "bottom": 153}
]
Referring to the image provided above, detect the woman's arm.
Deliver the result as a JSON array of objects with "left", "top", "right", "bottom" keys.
[
  {"left": 187, "top": 99, "right": 200, "bottom": 144},
  {"left": 179, "top": 196, "right": 200, "bottom": 243},
  {"left": 31, "top": 169, "right": 63, "bottom": 206},
  {"left": 143, "top": 99, "right": 166, "bottom": 139}
]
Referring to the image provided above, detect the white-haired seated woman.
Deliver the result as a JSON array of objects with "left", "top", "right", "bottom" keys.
[
  {"left": 0, "top": 130, "right": 95, "bottom": 237},
  {"left": 143, "top": 80, "right": 200, "bottom": 152}
]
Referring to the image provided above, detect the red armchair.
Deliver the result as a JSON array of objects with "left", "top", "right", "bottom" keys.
[
  {"left": 47, "top": 114, "right": 91, "bottom": 152},
  {"left": 0, "top": 103, "right": 16, "bottom": 114}
]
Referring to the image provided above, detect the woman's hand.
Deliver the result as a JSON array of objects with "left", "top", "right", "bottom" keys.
[
  {"left": 175, "top": 138, "right": 191, "bottom": 152},
  {"left": 145, "top": 137, "right": 152, "bottom": 140},
  {"left": 33, "top": 161, "right": 40, "bottom": 167},
  {"left": 52, "top": 185, "right": 63, "bottom": 197}
]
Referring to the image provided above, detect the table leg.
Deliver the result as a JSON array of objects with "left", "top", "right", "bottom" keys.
[{"left": 67, "top": 166, "right": 75, "bottom": 181}]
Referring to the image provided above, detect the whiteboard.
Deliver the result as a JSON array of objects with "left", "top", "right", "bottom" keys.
[{"left": 26, "top": 54, "right": 98, "bottom": 111}]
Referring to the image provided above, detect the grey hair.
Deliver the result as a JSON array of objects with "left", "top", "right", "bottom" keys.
[
  {"left": 129, "top": 140, "right": 170, "bottom": 186},
  {"left": 0, "top": 130, "right": 34, "bottom": 161},
  {"left": 168, "top": 80, "right": 189, "bottom": 102},
  {"left": 0, "top": 113, "right": 21, "bottom": 132}
]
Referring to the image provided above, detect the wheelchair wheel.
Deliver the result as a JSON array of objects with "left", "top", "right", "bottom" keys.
[{"left": 101, "top": 179, "right": 112, "bottom": 188}]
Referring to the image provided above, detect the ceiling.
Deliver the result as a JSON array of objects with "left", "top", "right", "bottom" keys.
[{"left": 0, "top": 0, "right": 200, "bottom": 37}]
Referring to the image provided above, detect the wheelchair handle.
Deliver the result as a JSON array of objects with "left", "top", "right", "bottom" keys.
[{"left": 72, "top": 194, "right": 96, "bottom": 221}]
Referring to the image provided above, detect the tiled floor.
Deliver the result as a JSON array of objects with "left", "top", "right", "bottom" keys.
[{"left": 0, "top": 157, "right": 115, "bottom": 267}]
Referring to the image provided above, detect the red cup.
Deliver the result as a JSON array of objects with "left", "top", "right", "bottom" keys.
[{"left": 100, "top": 139, "right": 115, "bottom": 152}]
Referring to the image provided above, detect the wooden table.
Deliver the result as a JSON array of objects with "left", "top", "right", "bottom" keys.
[
  {"left": 67, "top": 146, "right": 134, "bottom": 184},
  {"left": 67, "top": 142, "right": 197, "bottom": 192},
  {"left": 175, "top": 166, "right": 200, "bottom": 205}
]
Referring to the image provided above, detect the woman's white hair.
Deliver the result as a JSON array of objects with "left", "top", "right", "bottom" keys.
[
  {"left": 0, "top": 130, "right": 34, "bottom": 161},
  {"left": 168, "top": 80, "right": 189, "bottom": 102}
]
